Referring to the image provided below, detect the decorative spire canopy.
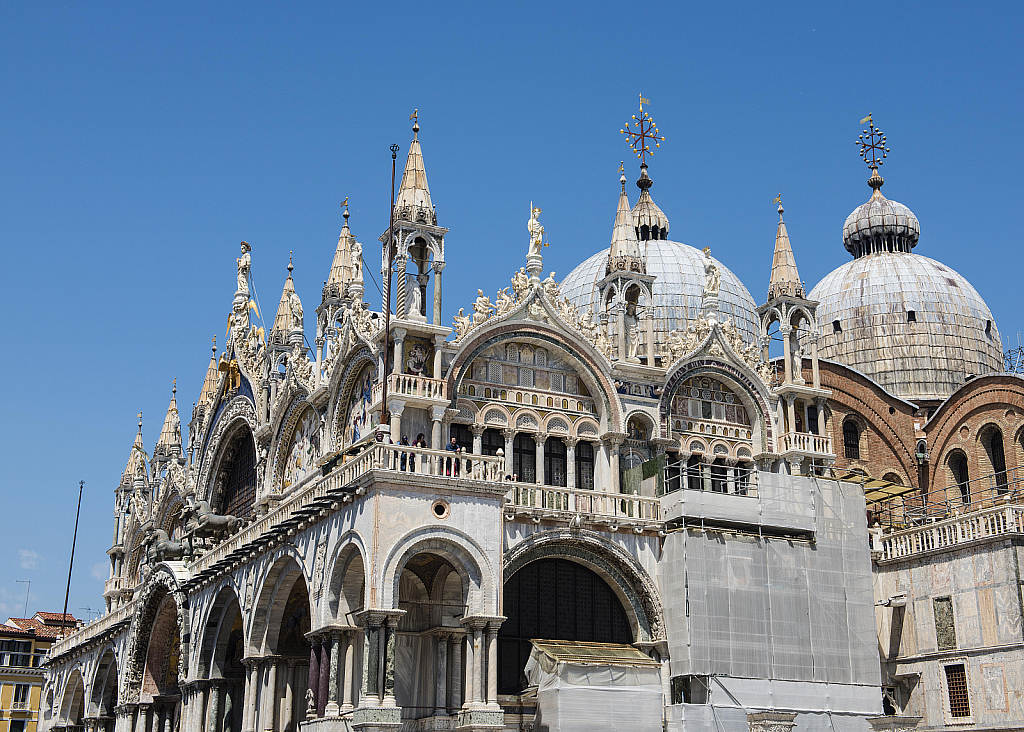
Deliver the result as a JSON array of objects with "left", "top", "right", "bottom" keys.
[
  {"left": 607, "top": 163, "right": 645, "bottom": 275},
  {"left": 155, "top": 380, "right": 182, "bottom": 452},
  {"left": 394, "top": 111, "right": 437, "bottom": 225},
  {"left": 198, "top": 338, "right": 219, "bottom": 407},
  {"left": 272, "top": 257, "right": 297, "bottom": 333},
  {"left": 622, "top": 96, "right": 669, "bottom": 241},
  {"left": 767, "top": 197, "right": 805, "bottom": 300},
  {"left": 328, "top": 199, "right": 354, "bottom": 289},
  {"left": 844, "top": 114, "right": 920, "bottom": 257},
  {"left": 121, "top": 413, "right": 148, "bottom": 484}
]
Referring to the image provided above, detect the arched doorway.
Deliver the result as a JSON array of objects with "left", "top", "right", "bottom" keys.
[
  {"left": 498, "top": 558, "right": 632, "bottom": 694},
  {"left": 59, "top": 670, "right": 85, "bottom": 732},
  {"left": 139, "top": 597, "right": 181, "bottom": 732},
  {"left": 89, "top": 651, "right": 118, "bottom": 732},
  {"left": 197, "top": 588, "right": 246, "bottom": 732},
  {"left": 395, "top": 552, "right": 466, "bottom": 724}
]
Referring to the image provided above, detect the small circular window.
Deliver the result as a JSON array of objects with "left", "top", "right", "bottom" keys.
[{"left": 432, "top": 500, "right": 450, "bottom": 519}]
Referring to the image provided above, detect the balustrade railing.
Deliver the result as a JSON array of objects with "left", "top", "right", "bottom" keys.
[
  {"left": 871, "top": 466, "right": 1024, "bottom": 528},
  {"left": 48, "top": 602, "right": 135, "bottom": 659},
  {"left": 505, "top": 484, "right": 661, "bottom": 523},
  {"left": 879, "top": 504, "right": 1024, "bottom": 560},
  {"left": 778, "top": 431, "right": 832, "bottom": 455},
  {"left": 371, "top": 373, "right": 447, "bottom": 404}
]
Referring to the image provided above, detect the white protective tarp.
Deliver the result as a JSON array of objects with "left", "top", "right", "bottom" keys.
[{"left": 525, "top": 647, "right": 663, "bottom": 732}]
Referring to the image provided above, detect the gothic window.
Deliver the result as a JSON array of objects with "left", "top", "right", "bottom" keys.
[
  {"left": 221, "top": 429, "right": 257, "bottom": 520},
  {"left": 576, "top": 440, "right": 594, "bottom": 490},
  {"left": 544, "top": 437, "right": 567, "bottom": 487},
  {"left": 513, "top": 434, "right": 536, "bottom": 483},
  {"left": 498, "top": 559, "right": 632, "bottom": 694},
  {"left": 843, "top": 420, "right": 861, "bottom": 460},
  {"left": 949, "top": 451, "right": 970, "bottom": 503}
]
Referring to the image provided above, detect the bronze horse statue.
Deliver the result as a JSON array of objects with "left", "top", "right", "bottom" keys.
[
  {"left": 184, "top": 499, "right": 243, "bottom": 541},
  {"left": 145, "top": 526, "right": 188, "bottom": 564}
]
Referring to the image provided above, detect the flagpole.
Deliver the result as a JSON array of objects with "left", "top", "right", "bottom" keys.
[
  {"left": 61, "top": 481, "right": 84, "bottom": 637},
  {"left": 379, "top": 143, "right": 399, "bottom": 438}
]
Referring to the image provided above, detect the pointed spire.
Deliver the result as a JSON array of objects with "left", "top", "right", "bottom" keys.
[
  {"left": 631, "top": 163, "right": 670, "bottom": 241},
  {"left": 327, "top": 201, "right": 354, "bottom": 288},
  {"left": 273, "top": 255, "right": 297, "bottom": 333},
  {"left": 767, "top": 200, "right": 805, "bottom": 300},
  {"left": 394, "top": 113, "right": 436, "bottom": 225},
  {"left": 156, "top": 380, "right": 182, "bottom": 452},
  {"left": 198, "top": 337, "right": 219, "bottom": 407},
  {"left": 607, "top": 164, "right": 645, "bottom": 274},
  {"left": 122, "top": 414, "right": 148, "bottom": 484}
]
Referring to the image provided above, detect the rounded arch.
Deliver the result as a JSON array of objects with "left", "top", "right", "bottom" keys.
[
  {"left": 447, "top": 320, "right": 623, "bottom": 434},
  {"left": 197, "top": 396, "right": 259, "bottom": 519},
  {"left": 58, "top": 667, "right": 86, "bottom": 727},
  {"left": 574, "top": 417, "right": 600, "bottom": 439},
  {"left": 512, "top": 409, "right": 541, "bottom": 433},
  {"left": 196, "top": 584, "right": 246, "bottom": 679},
  {"left": 661, "top": 358, "right": 774, "bottom": 455},
  {"left": 503, "top": 529, "right": 664, "bottom": 644},
  {"left": 881, "top": 472, "right": 904, "bottom": 486},
  {"left": 544, "top": 414, "right": 570, "bottom": 434},
  {"left": 272, "top": 399, "right": 323, "bottom": 492},
  {"left": 482, "top": 405, "right": 511, "bottom": 428},
  {"left": 625, "top": 410, "right": 657, "bottom": 441},
  {"left": 247, "top": 553, "right": 312, "bottom": 656},
  {"left": 120, "top": 570, "right": 187, "bottom": 704},
  {"left": 325, "top": 536, "right": 368, "bottom": 625},
  {"left": 380, "top": 527, "right": 496, "bottom": 617},
  {"left": 88, "top": 647, "right": 119, "bottom": 717},
  {"left": 330, "top": 351, "right": 379, "bottom": 450},
  {"left": 946, "top": 448, "right": 971, "bottom": 503}
]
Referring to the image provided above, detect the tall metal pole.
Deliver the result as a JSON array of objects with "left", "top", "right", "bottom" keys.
[
  {"left": 16, "top": 580, "right": 29, "bottom": 618},
  {"left": 61, "top": 481, "right": 84, "bottom": 637},
  {"left": 379, "top": 143, "right": 399, "bottom": 434}
]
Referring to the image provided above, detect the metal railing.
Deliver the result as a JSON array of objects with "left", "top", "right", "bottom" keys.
[
  {"left": 872, "top": 466, "right": 1024, "bottom": 528},
  {"left": 504, "top": 484, "right": 662, "bottom": 524},
  {"left": 878, "top": 504, "right": 1024, "bottom": 561},
  {"left": 662, "top": 463, "right": 759, "bottom": 498}
]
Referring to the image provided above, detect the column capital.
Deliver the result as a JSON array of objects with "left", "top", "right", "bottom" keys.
[
  {"left": 353, "top": 608, "right": 406, "bottom": 627},
  {"left": 387, "top": 398, "right": 406, "bottom": 417},
  {"left": 470, "top": 423, "right": 485, "bottom": 437},
  {"left": 433, "top": 333, "right": 447, "bottom": 346},
  {"left": 532, "top": 432, "right": 547, "bottom": 445},
  {"left": 460, "top": 614, "right": 505, "bottom": 631},
  {"left": 778, "top": 325, "right": 793, "bottom": 336},
  {"left": 392, "top": 327, "right": 407, "bottom": 342},
  {"left": 431, "top": 404, "right": 448, "bottom": 422},
  {"left": 502, "top": 428, "right": 516, "bottom": 439},
  {"left": 564, "top": 436, "right": 579, "bottom": 447},
  {"left": 433, "top": 260, "right": 446, "bottom": 274},
  {"left": 601, "top": 432, "right": 627, "bottom": 447}
]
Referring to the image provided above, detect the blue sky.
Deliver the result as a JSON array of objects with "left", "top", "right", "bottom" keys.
[{"left": 2, "top": 1, "right": 1022, "bottom": 619}]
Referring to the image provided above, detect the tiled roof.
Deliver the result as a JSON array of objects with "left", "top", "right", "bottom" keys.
[{"left": 35, "top": 611, "right": 79, "bottom": 622}]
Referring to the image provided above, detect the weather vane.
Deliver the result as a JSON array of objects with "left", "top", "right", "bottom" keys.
[
  {"left": 773, "top": 193, "right": 782, "bottom": 205},
  {"left": 857, "top": 113, "right": 889, "bottom": 170},
  {"left": 621, "top": 94, "right": 664, "bottom": 165},
  {"left": 341, "top": 197, "right": 348, "bottom": 209}
]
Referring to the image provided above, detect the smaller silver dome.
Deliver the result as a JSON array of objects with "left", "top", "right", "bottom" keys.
[{"left": 843, "top": 180, "right": 920, "bottom": 257}]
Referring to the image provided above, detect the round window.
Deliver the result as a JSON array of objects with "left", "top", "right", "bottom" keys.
[{"left": 432, "top": 500, "right": 450, "bottom": 519}]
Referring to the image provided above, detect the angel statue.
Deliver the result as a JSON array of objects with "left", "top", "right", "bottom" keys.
[
  {"left": 237, "top": 241, "right": 251, "bottom": 295},
  {"left": 528, "top": 205, "right": 545, "bottom": 258},
  {"left": 453, "top": 308, "right": 472, "bottom": 340},
  {"left": 496, "top": 287, "right": 515, "bottom": 315},
  {"left": 473, "top": 289, "right": 495, "bottom": 325},
  {"left": 289, "top": 291, "right": 304, "bottom": 330},
  {"left": 703, "top": 254, "right": 721, "bottom": 298}
]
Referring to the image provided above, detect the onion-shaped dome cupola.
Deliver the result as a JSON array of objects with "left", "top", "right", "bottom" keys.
[{"left": 807, "top": 116, "right": 1002, "bottom": 402}]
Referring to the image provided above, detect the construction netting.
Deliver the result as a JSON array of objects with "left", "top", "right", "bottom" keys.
[
  {"left": 524, "top": 641, "right": 664, "bottom": 732},
  {"left": 660, "top": 476, "right": 880, "bottom": 715}
]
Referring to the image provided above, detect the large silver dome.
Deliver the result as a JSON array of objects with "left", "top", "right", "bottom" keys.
[
  {"left": 559, "top": 240, "right": 760, "bottom": 345},
  {"left": 808, "top": 252, "right": 1003, "bottom": 403}
]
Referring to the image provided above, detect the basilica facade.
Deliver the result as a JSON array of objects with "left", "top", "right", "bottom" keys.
[{"left": 39, "top": 113, "right": 1022, "bottom": 732}]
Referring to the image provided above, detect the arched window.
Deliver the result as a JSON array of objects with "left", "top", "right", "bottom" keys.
[
  {"left": 507, "top": 345, "right": 519, "bottom": 362},
  {"left": 843, "top": 420, "right": 861, "bottom": 460},
  {"left": 498, "top": 558, "right": 633, "bottom": 694},
  {"left": 220, "top": 429, "right": 257, "bottom": 520},
  {"left": 576, "top": 441, "right": 594, "bottom": 490},
  {"left": 882, "top": 473, "right": 903, "bottom": 486},
  {"left": 513, "top": 434, "right": 536, "bottom": 483},
  {"left": 949, "top": 451, "right": 970, "bottom": 504},
  {"left": 988, "top": 429, "right": 1008, "bottom": 491},
  {"left": 544, "top": 437, "right": 567, "bottom": 487}
]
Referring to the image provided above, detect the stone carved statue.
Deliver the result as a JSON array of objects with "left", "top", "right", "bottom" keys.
[
  {"left": 595, "top": 325, "right": 613, "bottom": 360},
  {"left": 290, "top": 344, "right": 314, "bottom": 385},
  {"left": 511, "top": 267, "right": 530, "bottom": 298},
  {"left": 408, "top": 274, "right": 423, "bottom": 318},
  {"left": 289, "top": 292, "right": 304, "bottom": 330},
  {"left": 473, "top": 289, "right": 494, "bottom": 325},
  {"left": 496, "top": 287, "right": 515, "bottom": 316},
  {"left": 145, "top": 527, "right": 187, "bottom": 564},
  {"left": 792, "top": 342, "right": 805, "bottom": 382},
  {"left": 453, "top": 308, "right": 472, "bottom": 340},
  {"left": 668, "top": 329, "right": 687, "bottom": 361},
  {"left": 627, "top": 316, "right": 641, "bottom": 360},
  {"left": 703, "top": 255, "right": 721, "bottom": 298},
  {"left": 542, "top": 272, "right": 558, "bottom": 300},
  {"left": 305, "top": 688, "right": 315, "bottom": 718},
  {"left": 237, "top": 241, "right": 251, "bottom": 295},
  {"left": 528, "top": 206, "right": 544, "bottom": 258},
  {"left": 350, "top": 239, "right": 363, "bottom": 284}
]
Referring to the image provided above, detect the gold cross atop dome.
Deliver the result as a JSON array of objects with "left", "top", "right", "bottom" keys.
[
  {"left": 857, "top": 113, "right": 889, "bottom": 170},
  {"left": 621, "top": 94, "right": 664, "bottom": 165}
]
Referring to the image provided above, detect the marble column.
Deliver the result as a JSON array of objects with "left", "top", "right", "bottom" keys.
[
  {"left": 395, "top": 256, "right": 407, "bottom": 319},
  {"left": 361, "top": 623, "right": 380, "bottom": 707},
  {"left": 810, "top": 333, "right": 821, "bottom": 389},
  {"left": 565, "top": 437, "right": 578, "bottom": 490},
  {"left": 393, "top": 329, "right": 406, "bottom": 377},
  {"left": 815, "top": 398, "right": 828, "bottom": 438},
  {"left": 486, "top": 625, "right": 499, "bottom": 708},
  {"left": 318, "top": 638, "right": 330, "bottom": 717},
  {"left": 381, "top": 620, "right": 397, "bottom": 707},
  {"left": 645, "top": 313, "right": 655, "bottom": 365},
  {"left": 786, "top": 395, "right": 796, "bottom": 437},
  {"left": 389, "top": 401, "right": 405, "bottom": 449},
  {"left": 432, "top": 334, "right": 445, "bottom": 378},
  {"left": 462, "top": 632, "right": 475, "bottom": 709},
  {"left": 606, "top": 437, "right": 622, "bottom": 493},
  {"left": 325, "top": 631, "right": 341, "bottom": 715},
  {"left": 432, "top": 262, "right": 445, "bottom": 325},
  {"left": 502, "top": 429, "right": 515, "bottom": 476},
  {"left": 341, "top": 631, "right": 355, "bottom": 712},
  {"left": 448, "top": 634, "right": 462, "bottom": 712},
  {"left": 533, "top": 433, "right": 546, "bottom": 485},
  {"left": 241, "top": 660, "right": 256, "bottom": 732},
  {"left": 434, "top": 632, "right": 449, "bottom": 716},
  {"left": 617, "top": 308, "right": 626, "bottom": 361},
  {"left": 471, "top": 424, "right": 484, "bottom": 455},
  {"left": 140, "top": 705, "right": 152, "bottom": 732},
  {"left": 780, "top": 325, "right": 793, "bottom": 384},
  {"left": 472, "top": 627, "right": 484, "bottom": 705},
  {"left": 430, "top": 405, "right": 446, "bottom": 451},
  {"left": 307, "top": 640, "right": 319, "bottom": 718},
  {"left": 206, "top": 682, "right": 220, "bottom": 732},
  {"left": 282, "top": 662, "right": 295, "bottom": 732},
  {"left": 263, "top": 660, "right": 278, "bottom": 732}
]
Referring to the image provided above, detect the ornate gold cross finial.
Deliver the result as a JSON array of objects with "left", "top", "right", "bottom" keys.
[
  {"left": 621, "top": 94, "right": 665, "bottom": 165},
  {"left": 857, "top": 112, "right": 889, "bottom": 170}
]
